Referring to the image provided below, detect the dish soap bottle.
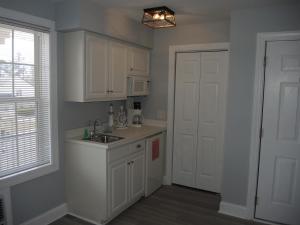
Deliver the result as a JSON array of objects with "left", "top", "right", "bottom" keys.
[{"left": 107, "top": 103, "right": 114, "bottom": 133}]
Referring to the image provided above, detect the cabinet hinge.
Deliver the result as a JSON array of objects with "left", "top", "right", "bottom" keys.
[{"left": 259, "top": 127, "right": 264, "bottom": 139}]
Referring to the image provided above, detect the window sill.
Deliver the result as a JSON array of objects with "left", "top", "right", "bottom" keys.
[{"left": 0, "top": 161, "right": 59, "bottom": 189}]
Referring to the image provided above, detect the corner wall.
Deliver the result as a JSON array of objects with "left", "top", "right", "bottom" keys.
[{"left": 222, "top": 3, "right": 300, "bottom": 207}]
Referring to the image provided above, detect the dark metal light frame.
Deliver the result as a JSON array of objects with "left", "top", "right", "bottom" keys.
[{"left": 142, "top": 6, "right": 176, "bottom": 29}]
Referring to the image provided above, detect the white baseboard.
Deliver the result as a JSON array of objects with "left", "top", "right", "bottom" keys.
[
  {"left": 67, "top": 212, "right": 103, "bottom": 225},
  {"left": 20, "top": 203, "right": 67, "bottom": 225},
  {"left": 219, "top": 201, "right": 250, "bottom": 219}
]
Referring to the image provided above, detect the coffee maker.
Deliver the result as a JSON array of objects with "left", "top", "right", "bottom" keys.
[{"left": 129, "top": 102, "right": 143, "bottom": 128}]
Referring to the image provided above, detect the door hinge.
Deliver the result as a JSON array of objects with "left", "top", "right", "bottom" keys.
[
  {"left": 259, "top": 127, "right": 264, "bottom": 139},
  {"left": 263, "top": 56, "right": 267, "bottom": 68},
  {"left": 255, "top": 196, "right": 259, "bottom": 205}
]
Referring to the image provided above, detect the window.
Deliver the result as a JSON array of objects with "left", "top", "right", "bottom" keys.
[{"left": 0, "top": 22, "right": 53, "bottom": 180}]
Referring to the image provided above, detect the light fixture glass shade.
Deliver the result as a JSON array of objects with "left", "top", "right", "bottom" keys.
[{"left": 142, "top": 6, "right": 176, "bottom": 28}]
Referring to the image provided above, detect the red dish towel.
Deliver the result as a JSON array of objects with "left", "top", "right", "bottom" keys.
[{"left": 152, "top": 139, "right": 160, "bottom": 161}]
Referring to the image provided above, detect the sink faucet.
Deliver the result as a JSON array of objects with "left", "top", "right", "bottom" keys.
[{"left": 90, "top": 119, "right": 103, "bottom": 139}]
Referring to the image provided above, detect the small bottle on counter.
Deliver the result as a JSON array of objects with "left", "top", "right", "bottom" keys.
[{"left": 83, "top": 128, "right": 90, "bottom": 140}]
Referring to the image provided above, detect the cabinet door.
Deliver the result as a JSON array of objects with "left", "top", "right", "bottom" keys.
[
  {"left": 109, "top": 158, "right": 129, "bottom": 216},
  {"left": 85, "top": 33, "right": 109, "bottom": 100},
  {"left": 129, "top": 152, "right": 145, "bottom": 201},
  {"left": 109, "top": 42, "right": 127, "bottom": 99},
  {"left": 127, "top": 47, "right": 149, "bottom": 76}
]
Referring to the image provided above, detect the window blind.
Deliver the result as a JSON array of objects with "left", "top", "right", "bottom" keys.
[{"left": 0, "top": 23, "right": 51, "bottom": 178}]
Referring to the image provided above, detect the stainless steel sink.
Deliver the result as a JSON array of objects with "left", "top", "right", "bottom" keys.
[{"left": 84, "top": 134, "right": 124, "bottom": 143}]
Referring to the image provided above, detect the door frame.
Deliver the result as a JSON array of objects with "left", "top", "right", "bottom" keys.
[
  {"left": 165, "top": 43, "right": 230, "bottom": 185},
  {"left": 247, "top": 30, "right": 300, "bottom": 220}
]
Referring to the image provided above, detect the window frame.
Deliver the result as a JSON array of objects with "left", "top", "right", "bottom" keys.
[{"left": 0, "top": 7, "right": 58, "bottom": 188}]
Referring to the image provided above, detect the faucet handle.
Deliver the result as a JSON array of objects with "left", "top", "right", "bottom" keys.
[{"left": 89, "top": 130, "right": 95, "bottom": 139}]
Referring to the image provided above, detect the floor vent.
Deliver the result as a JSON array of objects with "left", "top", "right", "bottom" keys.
[
  {"left": 0, "top": 188, "right": 11, "bottom": 225},
  {"left": 0, "top": 195, "right": 6, "bottom": 225}
]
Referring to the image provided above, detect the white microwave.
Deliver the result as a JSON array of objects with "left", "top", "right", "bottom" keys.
[{"left": 127, "top": 76, "right": 150, "bottom": 96}]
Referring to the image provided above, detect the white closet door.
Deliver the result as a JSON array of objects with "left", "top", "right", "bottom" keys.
[
  {"left": 172, "top": 53, "right": 201, "bottom": 188},
  {"left": 255, "top": 40, "right": 300, "bottom": 225},
  {"left": 172, "top": 51, "right": 228, "bottom": 193},
  {"left": 196, "top": 51, "right": 228, "bottom": 193}
]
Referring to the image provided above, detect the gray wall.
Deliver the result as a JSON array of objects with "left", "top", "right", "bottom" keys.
[
  {"left": 55, "top": 0, "right": 153, "bottom": 48},
  {"left": 142, "top": 21, "right": 230, "bottom": 120},
  {"left": 0, "top": 0, "right": 143, "bottom": 224},
  {"left": 0, "top": 0, "right": 55, "bottom": 20},
  {"left": 222, "top": 3, "right": 300, "bottom": 206}
]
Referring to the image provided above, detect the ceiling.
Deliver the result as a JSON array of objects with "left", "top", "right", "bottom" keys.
[{"left": 89, "top": 0, "right": 298, "bottom": 25}]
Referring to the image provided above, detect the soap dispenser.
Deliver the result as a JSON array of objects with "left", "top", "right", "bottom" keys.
[{"left": 107, "top": 103, "right": 114, "bottom": 133}]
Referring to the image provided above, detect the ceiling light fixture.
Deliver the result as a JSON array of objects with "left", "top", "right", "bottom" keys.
[{"left": 142, "top": 6, "right": 176, "bottom": 29}]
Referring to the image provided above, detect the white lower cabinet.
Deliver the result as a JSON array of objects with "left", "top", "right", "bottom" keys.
[
  {"left": 108, "top": 144, "right": 145, "bottom": 218},
  {"left": 129, "top": 152, "right": 145, "bottom": 201},
  {"left": 109, "top": 158, "right": 129, "bottom": 217},
  {"left": 65, "top": 139, "right": 145, "bottom": 225}
]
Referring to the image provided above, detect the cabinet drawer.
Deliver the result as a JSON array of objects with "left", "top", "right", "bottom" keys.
[
  {"left": 129, "top": 140, "right": 145, "bottom": 154},
  {"left": 108, "top": 145, "right": 130, "bottom": 163}
]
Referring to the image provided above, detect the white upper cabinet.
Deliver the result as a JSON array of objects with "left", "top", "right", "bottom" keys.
[
  {"left": 85, "top": 33, "right": 109, "bottom": 100},
  {"left": 109, "top": 41, "right": 128, "bottom": 99},
  {"left": 127, "top": 46, "right": 150, "bottom": 77},
  {"left": 64, "top": 31, "right": 128, "bottom": 102}
]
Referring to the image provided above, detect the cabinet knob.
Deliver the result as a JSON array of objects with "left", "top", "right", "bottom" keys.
[
  {"left": 127, "top": 162, "right": 131, "bottom": 165},
  {"left": 136, "top": 144, "right": 141, "bottom": 148},
  {"left": 130, "top": 67, "right": 133, "bottom": 71}
]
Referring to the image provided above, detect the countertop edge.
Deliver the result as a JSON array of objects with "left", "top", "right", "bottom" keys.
[{"left": 64, "top": 125, "right": 166, "bottom": 149}]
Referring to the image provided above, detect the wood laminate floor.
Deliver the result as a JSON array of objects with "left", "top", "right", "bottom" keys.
[{"left": 51, "top": 185, "right": 264, "bottom": 225}]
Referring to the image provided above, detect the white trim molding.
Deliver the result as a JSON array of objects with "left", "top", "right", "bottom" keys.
[
  {"left": 247, "top": 30, "right": 300, "bottom": 220},
  {"left": 219, "top": 201, "right": 249, "bottom": 219},
  {"left": 165, "top": 42, "right": 230, "bottom": 185},
  {"left": 0, "top": 7, "right": 59, "bottom": 189},
  {"left": 0, "top": 7, "right": 54, "bottom": 29},
  {"left": 20, "top": 203, "right": 67, "bottom": 225}
]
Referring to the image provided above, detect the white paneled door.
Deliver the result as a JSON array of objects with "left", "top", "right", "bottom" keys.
[
  {"left": 172, "top": 51, "right": 228, "bottom": 193},
  {"left": 196, "top": 52, "right": 228, "bottom": 193},
  {"left": 255, "top": 40, "right": 300, "bottom": 225},
  {"left": 173, "top": 53, "right": 201, "bottom": 188}
]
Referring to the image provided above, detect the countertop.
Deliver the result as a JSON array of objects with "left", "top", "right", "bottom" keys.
[{"left": 65, "top": 123, "right": 167, "bottom": 149}]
